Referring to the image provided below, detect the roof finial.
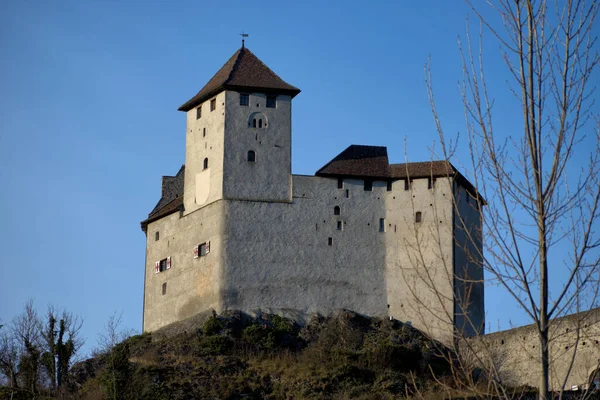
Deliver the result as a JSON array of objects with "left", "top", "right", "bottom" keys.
[{"left": 240, "top": 32, "right": 248, "bottom": 48}]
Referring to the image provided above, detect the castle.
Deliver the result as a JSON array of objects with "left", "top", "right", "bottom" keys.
[
  {"left": 140, "top": 45, "right": 485, "bottom": 345},
  {"left": 140, "top": 46, "right": 600, "bottom": 390}
]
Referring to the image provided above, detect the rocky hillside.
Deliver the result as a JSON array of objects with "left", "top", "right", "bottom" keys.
[{"left": 66, "top": 310, "right": 459, "bottom": 399}]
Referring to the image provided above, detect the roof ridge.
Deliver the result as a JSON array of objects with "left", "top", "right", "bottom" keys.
[{"left": 223, "top": 47, "right": 245, "bottom": 85}]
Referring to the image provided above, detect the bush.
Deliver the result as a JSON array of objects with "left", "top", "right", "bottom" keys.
[
  {"left": 202, "top": 317, "right": 224, "bottom": 336},
  {"left": 201, "top": 335, "right": 233, "bottom": 354},
  {"left": 243, "top": 324, "right": 276, "bottom": 350}
]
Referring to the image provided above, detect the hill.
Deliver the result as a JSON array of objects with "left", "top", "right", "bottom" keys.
[{"left": 69, "top": 310, "right": 456, "bottom": 399}]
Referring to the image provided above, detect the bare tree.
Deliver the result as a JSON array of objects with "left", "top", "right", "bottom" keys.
[
  {"left": 423, "top": 1, "right": 600, "bottom": 399},
  {"left": 0, "top": 323, "right": 20, "bottom": 392},
  {"left": 40, "top": 305, "right": 84, "bottom": 392},
  {"left": 12, "top": 300, "right": 42, "bottom": 395}
]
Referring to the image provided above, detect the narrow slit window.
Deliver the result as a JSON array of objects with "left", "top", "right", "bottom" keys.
[
  {"left": 240, "top": 93, "right": 249, "bottom": 106},
  {"left": 415, "top": 212, "right": 422, "bottom": 223},
  {"left": 253, "top": 118, "right": 257, "bottom": 128},
  {"left": 162, "top": 282, "right": 167, "bottom": 295},
  {"left": 334, "top": 206, "right": 340, "bottom": 215},
  {"left": 337, "top": 178, "right": 344, "bottom": 189},
  {"left": 203, "top": 128, "right": 206, "bottom": 137},
  {"left": 404, "top": 179, "right": 411, "bottom": 191},
  {"left": 196, "top": 106, "right": 202, "bottom": 119},
  {"left": 379, "top": 218, "right": 385, "bottom": 232},
  {"left": 364, "top": 180, "right": 373, "bottom": 191},
  {"left": 155, "top": 231, "right": 159, "bottom": 241},
  {"left": 210, "top": 98, "right": 216, "bottom": 111},
  {"left": 387, "top": 181, "right": 393, "bottom": 191},
  {"left": 203, "top": 158, "right": 209, "bottom": 169},
  {"left": 258, "top": 119, "right": 263, "bottom": 128},
  {"left": 247, "top": 150, "right": 256, "bottom": 162},
  {"left": 328, "top": 237, "right": 333, "bottom": 246},
  {"left": 337, "top": 221, "right": 343, "bottom": 231},
  {"left": 428, "top": 177, "right": 432, "bottom": 189},
  {"left": 345, "top": 189, "right": 349, "bottom": 198}
]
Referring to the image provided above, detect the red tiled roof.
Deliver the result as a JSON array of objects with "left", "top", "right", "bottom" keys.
[{"left": 178, "top": 47, "right": 300, "bottom": 112}]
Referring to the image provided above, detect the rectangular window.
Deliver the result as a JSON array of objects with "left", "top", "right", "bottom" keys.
[
  {"left": 337, "top": 178, "right": 344, "bottom": 189},
  {"left": 337, "top": 221, "right": 343, "bottom": 231},
  {"left": 196, "top": 106, "right": 202, "bottom": 119},
  {"left": 428, "top": 177, "right": 432, "bottom": 189},
  {"left": 387, "top": 181, "right": 393, "bottom": 191},
  {"left": 210, "top": 98, "right": 216, "bottom": 111},
  {"left": 379, "top": 218, "right": 385, "bottom": 232},
  {"left": 155, "top": 231, "right": 159, "bottom": 241},
  {"left": 194, "top": 241, "right": 211, "bottom": 258},
  {"left": 364, "top": 180, "right": 373, "bottom": 191},
  {"left": 415, "top": 212, "right": 422, "bottom": 223},
  {"left": 240, "top": 93, "right": 249, "bottom": 106},
  {"left": 159, "top": 258, "right": 168, "bottom": 272},
  {"left": 328, "top": 237, "right": 333, "bottom": 246},
  {"left": 162, "top": 282, "right": 167, "bottom": 295},
  {"left": 266, "top": 95, "right": 277, "bottom": 108},
  {"left": 345, "top": 189, "right": 349, "bottom": 198},
  {"left": 404, "top": 179, "right": 411, "bottom": 191}
]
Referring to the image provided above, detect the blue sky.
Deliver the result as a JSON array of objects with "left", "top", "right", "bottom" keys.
[{"left": 1, "top": 0, "right": 596, "bottom": 355}]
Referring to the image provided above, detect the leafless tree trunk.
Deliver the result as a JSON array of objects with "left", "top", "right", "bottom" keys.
[{"left": 423, "top": 1, "right": 600, "bottom": 399}]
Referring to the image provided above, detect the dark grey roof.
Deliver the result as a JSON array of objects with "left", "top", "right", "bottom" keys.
[
  {"left": 178, "top": 47, "right": 301, "bottom": 112},
  {"left": 315, "top": 145, "right": 391, "bottom": 178},
  {"left": 141, "top": 165, "right": 184, "bottom": 232},
  {"left": 316, "top": 145, "right": 454, "bottom": 180}
]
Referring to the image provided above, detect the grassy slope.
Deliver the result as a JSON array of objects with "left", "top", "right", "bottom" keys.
[{"left": 74, "top": 310, "right": 455, "bottom": 400}]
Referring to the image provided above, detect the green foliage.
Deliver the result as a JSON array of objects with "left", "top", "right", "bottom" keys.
[
  {"left": 200, "top": 335, "right": 233, "bottom": 354},
  {"left": 99, "top": 342, "right": 132, "bottom": 400},
  {"left": 201, "top": 317, "right": 224, "bottom": 336},
  {"left": 243, "top": 324, "right": 277, "bottom": 350}
]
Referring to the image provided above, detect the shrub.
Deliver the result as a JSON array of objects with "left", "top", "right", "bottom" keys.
[
  {"left": 243, "top": 324, "right": 276, "bottom": 350},
  {"left": 202, "top": 317, "right": 224, "bottom": 336},
  {"left": 201, "top": 335, "right": 233, "bottom": 354}
]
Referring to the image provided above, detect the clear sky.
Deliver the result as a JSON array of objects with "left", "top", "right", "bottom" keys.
[{"left": 1, "top": 0, "right": 596, "bottom": 355}]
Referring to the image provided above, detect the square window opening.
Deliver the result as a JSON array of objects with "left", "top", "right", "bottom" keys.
[
  {"left": 266, "top": 95, "right": 277, "bottom": 108},
  {"left": 364, "top": 180, "right": 373, "bottom": 191},
  {"left": 240, "top": 93, "right": 249, "bottom": 106}
]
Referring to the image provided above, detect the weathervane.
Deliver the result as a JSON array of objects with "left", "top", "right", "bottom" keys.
[{"left": 240, "top": 32, "right": 248, "bottom": 48}]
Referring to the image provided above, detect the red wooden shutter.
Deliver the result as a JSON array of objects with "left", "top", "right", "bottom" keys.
[
  {"left": 194, "top": 245, "right": 199, "bottom": 259},
  {"left": 166, "top": 256, "right": 171, "bottom": 269},
  {"left": 206, "top": 241, "right": 211, "bottom": 254},
  {"left": 154, "top": 261, "right": 159, "bottom": 274}
]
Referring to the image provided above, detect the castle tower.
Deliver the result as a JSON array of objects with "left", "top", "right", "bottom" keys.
[{"left": 178, "top": 47, "right": 301, "bottom": 214}]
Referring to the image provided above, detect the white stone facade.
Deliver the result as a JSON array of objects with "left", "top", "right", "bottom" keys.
[{"left": 143, "top": 86, "right": 485, "bottom": 344}]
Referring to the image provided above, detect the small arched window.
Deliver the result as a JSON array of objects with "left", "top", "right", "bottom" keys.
[
  {"left": 258, "top": 119, "right": 263, "bottom": 128},
  {"left": 203, "top": 158, "right": 208, "bottom": 170},
  {"left": 247, "top": 150, "right": 256, "bottom": 162},
  {"left": 253, "top": 118, "right": 257, "bottom": 128},
  {"left": 334, "top": 206, "right": 341, "bottom": 215}
]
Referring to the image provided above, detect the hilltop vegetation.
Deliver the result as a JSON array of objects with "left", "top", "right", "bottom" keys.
[{"left": 2, "top": 309, "right": 462, "bottom": 399}]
